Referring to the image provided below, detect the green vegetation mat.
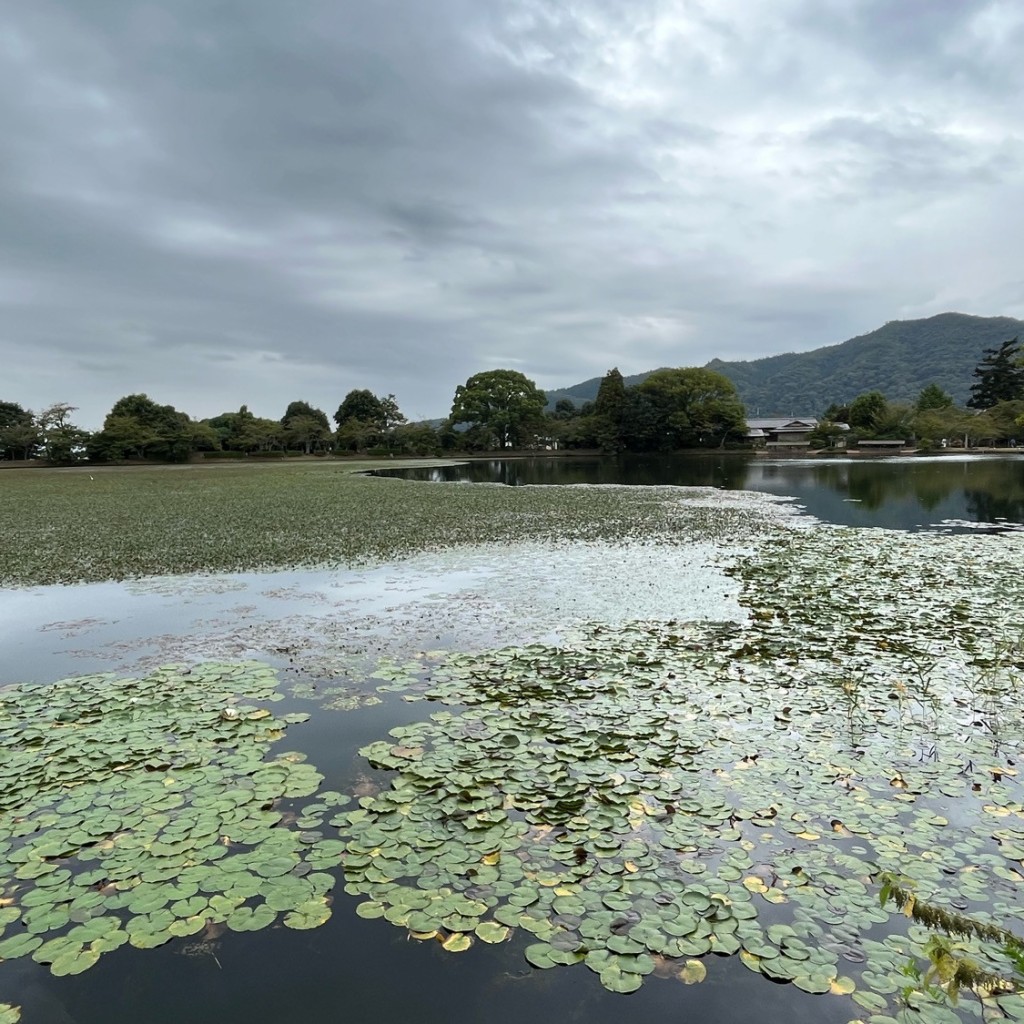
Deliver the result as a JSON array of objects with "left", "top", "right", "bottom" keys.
[{"left": 0, "top": 462, "right": 765, "bottom": 586}]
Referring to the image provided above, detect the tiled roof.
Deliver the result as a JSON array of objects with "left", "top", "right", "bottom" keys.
[{"left": 746, "top": 418, "right": 817, "bottom": 430}]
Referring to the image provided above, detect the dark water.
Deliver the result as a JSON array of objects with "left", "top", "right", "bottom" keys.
[
  {"left": 376, "top": 453, "right": 1024, "bottom": 531},
  {"left": 2, "top": 676, "right": 851, "bottom": 1024}
]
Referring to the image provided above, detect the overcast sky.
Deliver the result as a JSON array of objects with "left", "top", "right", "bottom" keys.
[{"left": 3, "top": 0, "right": 1023, "bottom": 428}]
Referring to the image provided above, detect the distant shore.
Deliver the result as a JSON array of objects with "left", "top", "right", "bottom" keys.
[{"left": 2, "top": 444, "right": 1021, "bottom": 470}]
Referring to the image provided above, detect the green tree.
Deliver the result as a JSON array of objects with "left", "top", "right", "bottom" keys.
[
  {"left": 915, "top": 383, "right": 955, "bottom": 412},
  {"left": 870, "top": 401, "right": 915, "bottom": 441},
  {"left": 380, "top": 394, "right": 406, "bottom": 430},
  {"left": 187, "top": 420, "right": 222, "bottom": 452},
  {"left": 284, "top": 414, "right": 331, "bottom": 454},
  {"left": 593, "top": 368, "right": 627, "bottom": 451},
  {"left": 390, "top": 422, "right": 439, "bottom": 455},
  {"left": 281, "top": 401, "right": 329, "bottom": 429},
  {"left": 848, "top": 391, "right": 888, "bottom": 430},
  {"left": 930, "top": 406, "right": 996, "bottom": 449},
  {"left": 449, "top": 370, "right": 547, "bottom": 449},
  {"left": 968, "top": 338, "right": 1024, "bottom": 409},
  {"left": 334, "top": 390, "right": 386, "bottom": 430},
  {"left": 90, "top": 414, "right": 163, "bottom": 460},
  {"left": 551, "top": 398, "right": 578, "bottom": 421},
  {"left": 595, "top": 369, "right": 626, "bottom": 419},
  {"left": 37, "top": 403, "right": 90, "bottom": 465},
  {"left": 0, "top": 401, "right": 39, "bottom": 460},
  {"left": 281, "top": 401, "right": 330, "bottom": 453},
  {"left": 92, "top": 394, "right": 195, "bottom": 461},
  {"left": 335, "top": 417, "right": 379, "bottom": 453},
  {"left": 806, "top": 420, "right": 847, "bottom": 449},
  {"left": 0, "top": 400, "right": 31, "bottom": 433},
  {"left": 205, "top": 406, "right": 256, "bottom": 451},
  {"left": 237, "top": 416, "right": 284, "bottom": 452},
  {"left": 913, "top": 408, "right": 961, "bottom": 448},
  {"left": 822, "top": 402, "right": 852, "bottom": 422},
  {"left": 981, "top": 400, "right": 1024, "bottom": 444},
  {"left": 636, "top": 368, "right": 746, "bottom": 449},
  {"left": 618, "top": 388, "right": 661, "bottom": 451}
]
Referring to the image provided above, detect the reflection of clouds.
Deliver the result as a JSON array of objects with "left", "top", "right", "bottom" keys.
[{"left": 41, "top": 520, "right": 791, "bottom": 681}]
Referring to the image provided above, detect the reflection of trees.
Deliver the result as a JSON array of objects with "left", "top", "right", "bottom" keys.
[
  {"left": 383, "top": 457, "right": 1024, "bottom": 528},
  {"left": 963, "top": 461, "right": 1024, "bottom": 524},
  {"left": 616, "top": 454, "right": 753, "bottom": 489},
  {"left": 965, "top": 490, "right": 1024, "bottom": 523},
  {"left": 390, "top": 455, "right": 755, "bottom": 489},
  {"left": 802, "top": 462, "right": 960, "bottom": 512},
  {"left": 808, "top": 459, "right": 1023, "bottom": 523},
  {"left": 845, "top": 466, "right": 918, "bottom": 510},
  {"left": 913, "top": 476, "right": 956, "bottom": 512}
]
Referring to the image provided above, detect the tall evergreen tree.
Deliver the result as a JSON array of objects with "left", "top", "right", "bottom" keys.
[
  {"left": 968, "top": 338, "right": 1024, "bottom": 409},
  {"left": 593, "top": 368, "right": 627, "bottom": 451},
  {"left": 594, "top": 368, "right": 626, "bottom": 420}
]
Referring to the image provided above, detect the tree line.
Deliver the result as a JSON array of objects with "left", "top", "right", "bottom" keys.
[
  {"left": 2, "top": 339, "right": 1022, "bottom": 465},
  {"left": 0, "top": 390, "right": 433, "bottom": 465},
  {"left": 0, "top": 366, "right": 750, "bottom": 465},
  {"left": 810, "top": 337, "right": 1024, "bottom": 450}
]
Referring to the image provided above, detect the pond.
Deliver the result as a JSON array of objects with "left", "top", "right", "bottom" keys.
[
  {"left": 3, "top": 534, "right": 846, "bottom": 1024},
  {"left": 3, "top": 466, "right": 1024, "bottom": 1024},
  {"left": 375, "top": 453, "right": 1024, "bottom": 532}
]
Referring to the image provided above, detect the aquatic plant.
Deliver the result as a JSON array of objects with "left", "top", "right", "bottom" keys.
[
  {"left": 321, "top": 524, "right": 1024, "bottom": 1016},
  {"left": 0, "top": 661, "right": 347, "bottom": 1012},
  {"left": 0, "top": 462, "right": 776, "bottom": 587}
]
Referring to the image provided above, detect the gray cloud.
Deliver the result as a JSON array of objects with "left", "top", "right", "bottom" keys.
[{"left": 1, "top": 0, "right": 1023, "bottom": 428}]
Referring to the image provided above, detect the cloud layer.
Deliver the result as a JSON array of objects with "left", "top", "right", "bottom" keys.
[{"left": 3, "top": 0, "right": 1022, "bottom": 426}]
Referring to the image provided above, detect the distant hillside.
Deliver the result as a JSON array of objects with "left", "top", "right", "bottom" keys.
[
  {"left": 547, "top": 313, "right": 1024, "bottom": 415},
  {"left": 545, "top": 370, "right": 657, "bottom": 409}
]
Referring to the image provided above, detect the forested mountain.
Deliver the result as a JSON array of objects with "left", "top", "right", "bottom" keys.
[{"left": 547, "top": 313, "right": 1024, "bottom": 415}]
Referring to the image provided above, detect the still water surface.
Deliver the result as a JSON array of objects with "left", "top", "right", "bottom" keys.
[
  {"left": 377, "top": 453, "right": 1024, "bottom": 532},
  {"left": 6, "top": 459, "right": 1019, "bottom": 1023}
]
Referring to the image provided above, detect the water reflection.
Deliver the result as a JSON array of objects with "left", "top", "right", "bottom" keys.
[{"left": 377, "top": 454, "right": 1024, "bottom": 532}]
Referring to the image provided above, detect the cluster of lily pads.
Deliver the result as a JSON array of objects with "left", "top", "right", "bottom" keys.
[
  {"left": 0, "top": 661, "right": 349, "bottom": 1017},
  {"left": 326, "top": 525, "right": 1024, "bottom": 1019},
  {"left": 0, "top": 462, "right": 773, "bottom": 586}
]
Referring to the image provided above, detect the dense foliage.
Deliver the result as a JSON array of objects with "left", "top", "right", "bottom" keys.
[
  {"left": 449, "top": 369, "right": 548, "bottom": 449},
  {"left": 554, "top": 367, "right": 747, "bottom": 452},
  {"left": 0, "top": 391, "right": 425, "bottom": 464},
  {"left": 968, "top": 338, "right": 1024, "bottom": 409}
]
